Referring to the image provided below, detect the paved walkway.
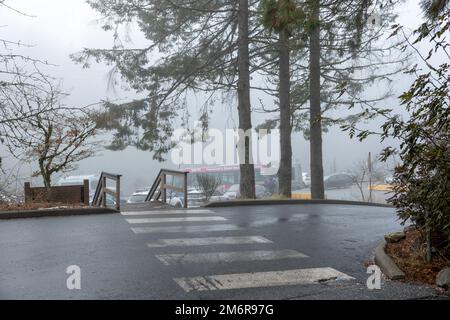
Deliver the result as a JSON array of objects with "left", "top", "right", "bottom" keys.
[{"left": 121, "top": 201, "right": 173, "bottom": 212}]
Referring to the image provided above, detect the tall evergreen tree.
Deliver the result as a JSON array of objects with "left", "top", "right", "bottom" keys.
[
  {"left": 421, "top": 0, "right": 449, "bottom": 20},
  {"left": 259, "top": 0, "right": 407, "bottom": 198},
  {"left": 261, "top": 0, "right": 304, "bottom": 197},
  {"left": 237, "top": 0, "right": 256, "bottom": 198},
  {"left": 73, "top": 0, "right": 258, "bottom": 198},
  {"left": 308, "top": 0, "right": 323, "bottom": 199}
]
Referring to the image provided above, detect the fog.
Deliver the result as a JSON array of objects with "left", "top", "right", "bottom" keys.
[{"left": 0, "top": 0, "right": 429, "bottom": 196}]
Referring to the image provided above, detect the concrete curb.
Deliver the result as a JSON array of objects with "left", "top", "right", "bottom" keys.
[
  {"left": 0, "top": 207, "right": 118, "bottom": 220},
  {"left": 374, "top": 239, "right": 405, "bottom": 280},
  {"left": 205, "top": 199, "right": 393, "bottom": 208}
]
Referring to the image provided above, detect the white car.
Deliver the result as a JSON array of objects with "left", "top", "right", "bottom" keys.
[
  {"left": 186, "top": 189, "right": 205, "bottom": 207},
  {"left": 223, "top": 184, "right": 240, "bottom": 200},
  {"left": 385, "top": 176, "right": 395, "bottom": 184},
  {"left": 127, "top": 188, "right": 150, "bottom": 203},
  {"left": 127, "top": 188, "right": 184, "bottom": 207},
  {"left": 223, "top": 184, "right": 268, "bottom": 199},
  {"left": 209, "top": 191, "right": 227, "bottom": 202},
  {"left": 57, "top": 174, "right": 99, "bottom": 190},
  {"left": 302, "top": 172, "right": 311, "bottom": 187},
  {"left": 167, "top": 192, "right": 184, "bottom": 207}
]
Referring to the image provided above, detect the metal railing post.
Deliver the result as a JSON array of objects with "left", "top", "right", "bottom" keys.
[
  {"left": 162, "top": 173, "right": 167, "bottom": 203},
  {"left": 102, "top": 175, "right": 107, "bottom": 207},
  {"left": 184, "top": 172, "right": 188, "bottom": 209},
  {"left": 144, "top": 169, "right": 189, "bottom": 208},
  {"left": 115, "top": 175, "right": 121, "bottom": 211}
]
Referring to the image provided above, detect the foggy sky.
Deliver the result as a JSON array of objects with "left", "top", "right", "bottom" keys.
[{"left": 0, "top": 0, "right": 429, "bottom": 195}]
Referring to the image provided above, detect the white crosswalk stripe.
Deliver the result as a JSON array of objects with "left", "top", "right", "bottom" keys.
[
  {"left": 121, "top": 209, "right": 215, "bottom": 216},
  {"left": 155, "top": 249, "right": 308, "bottom": 265},
  {"left": 174, "top": 267, "right": 355, "bottom": 292},
  {"left": 131, "top": 224, "right": 241, "bottom": 234},
  {"left": 126, "top": 216, "right": 227, "bottom": 224},
  {"left": 123, "top": 208, "right": 355, "bottom": 294},
  {"left": 147, "top": 236, "right": 273, "bottom": 248}
]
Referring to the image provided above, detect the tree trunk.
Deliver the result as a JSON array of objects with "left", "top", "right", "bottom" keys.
[
  {"left": 426, "top": 227, "right": 432, "bottom": 263},
  {"left": 308, "top": 0, "right": 325, "bottom": 199},
  {"left": 425, "top": 211, "right": 432, "bottom": 263},
  {"left": 237, "top": 0, "right": 255, "bottom": 199},
  {"left": 39, "top": 158, "right": 52, "bottom": 202},
  {"left": 43, "top": 171, "right": 52, "bottom": 202},
  {"left": 43, "top": 174, "right": 51, "bottom": 189},
  {"left": 278, "top": 31, "right": 292, "bottom": 198}
]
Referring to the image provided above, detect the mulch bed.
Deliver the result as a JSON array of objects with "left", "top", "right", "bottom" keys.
[
  {"left": 385, "top": 228, "right": 450, "bottom": 285},
  {"left": 0, "top": 202, "right": 87, "bottom": 212}
]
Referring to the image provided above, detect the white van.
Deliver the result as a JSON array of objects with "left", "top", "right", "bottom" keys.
[{"left": 57, "top": 175, "right": 100, "bottom": 204}]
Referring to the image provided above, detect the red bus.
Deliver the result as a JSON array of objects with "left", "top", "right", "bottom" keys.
[{"left": 184, "top": 164, "right": 278, "bottom": 190}]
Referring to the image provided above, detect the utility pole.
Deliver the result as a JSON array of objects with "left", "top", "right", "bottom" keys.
[{"left": 368, "top": 152, "right": 372, "bottom": 202}]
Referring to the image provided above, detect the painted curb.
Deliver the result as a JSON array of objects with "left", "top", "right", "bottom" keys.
[
  {"left": 205, "top": 199, "right": 393, "bottom": 208},
  {"left": 0, "top": 207, "right": 118, "bottom": 220},
  {"left": 374, "top": 239, "right": 405, "bottom": 280}
]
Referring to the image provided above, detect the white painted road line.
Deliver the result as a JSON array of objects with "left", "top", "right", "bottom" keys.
[
  {"left": 174, "top": 267, "right": 354, "bottom": 292},
  {"left": 147, "top": 236, "right": 273, "bottom": 248},
  {"left": 126, "top": 216, "right": 227, "bottom": 224},
  {"left": 131, "top": 224, "right": 241, "bottom": 234},
  {"left": 155, "top": 250, "right": 308, "bottom": 265},
  {"left": 121, "top": 209, "right": 215, "bottom": 216}
]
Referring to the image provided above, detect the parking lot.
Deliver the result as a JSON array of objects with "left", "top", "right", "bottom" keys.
[{"left": 0, "top": 203, "right": 439, "bottom": 300}]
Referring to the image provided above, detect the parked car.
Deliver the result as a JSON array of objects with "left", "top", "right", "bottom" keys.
[
  {"left": 168, "top": 188, "right": 227, "bottom": 207},
  {"left": 217, "top": 184, "right": 231, "bottom": 193},
  {"left": 223, "top": 184, "right": 268, "bottom": 200},
  {"left": 167, "top": 191, "right": 184, "bottom": 207},
  {"left": 127, "top": 187, "right": 186, "bottom": 207},
  {"left": 223, "top": 184, "right": 240, "bottom": 200},
  {"left": 255, "top": 185, "right": 269, "bottom": 198},
  {"left": 292, "top": 180, "right": 305, "bottom": 190},
  {"left": 385, "top": 176, "right": 395, "bottom": 184},
  {"left": 209, "top": 190, "right": 227, "bottom": 202},
  {"left": 57, "top": 174, "right": 99, "bottom": 190},
  {"left": 324, "top": 173, "right": 353, "bottom": 189},
  {"left": 186, "top": 188, "right": 205, "bottom": 208},
  {"left": 0, "top": 191, "right": 20, "bottom": 204},
  {"left": 126, "top": 187, "right": 150, "bottom": 204},
  {"left": 302, "top": 172, "right": 311, "bottom": 187}
]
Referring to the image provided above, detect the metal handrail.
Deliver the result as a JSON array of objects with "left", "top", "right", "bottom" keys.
[
  {"left": 145, "top": 169, "right": 163, "bottom": 202},
  {"left": 145, "top": 169, "right": 188, "bottom": 208},
  {"left": 92, "top": 171, "right": 122, "bottom": 210}
]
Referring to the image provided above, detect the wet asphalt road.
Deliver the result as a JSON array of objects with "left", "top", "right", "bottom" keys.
[{"left": 0, "top": 204, "right": 442, "bottom": 299}]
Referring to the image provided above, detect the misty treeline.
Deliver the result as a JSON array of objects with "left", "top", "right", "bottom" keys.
[
  {"left": 0, "top": 1, "right": 101, "bottom": 191},
  {"left": 72, "top": 0, "right": 411, "bottom": 200},
  {"left": 1, "top": 0, "right": 447, "bottom": 207}
]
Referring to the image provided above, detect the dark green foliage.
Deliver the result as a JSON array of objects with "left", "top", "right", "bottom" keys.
[
  {"left": 94, "top": 99, "right": 176, "bottom": 161},
  {"left": 420, "top": 0, "right": 449, "bottom": 20},
  {"left": 72, "top": 0, "right": 244, "bottom": 161},
  {"left": 258, "top": 0, "right": 407, "bottom": 135},
  {"left": 260, "top": 0, "right": 305, "bottom": 36},
  {"left": 381, "top": 13, "right": 450, "bottom": 247}
]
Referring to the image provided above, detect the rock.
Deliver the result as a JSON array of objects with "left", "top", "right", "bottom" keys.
[
  {"left": 436, "top": 268, "right": 450, "bottom": 289},
  {"left": 403, "top": 225, "right": 416, "bottom": 233},
  {"left": 384, "top": 232, "right": 406, "bottom": 243}
]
